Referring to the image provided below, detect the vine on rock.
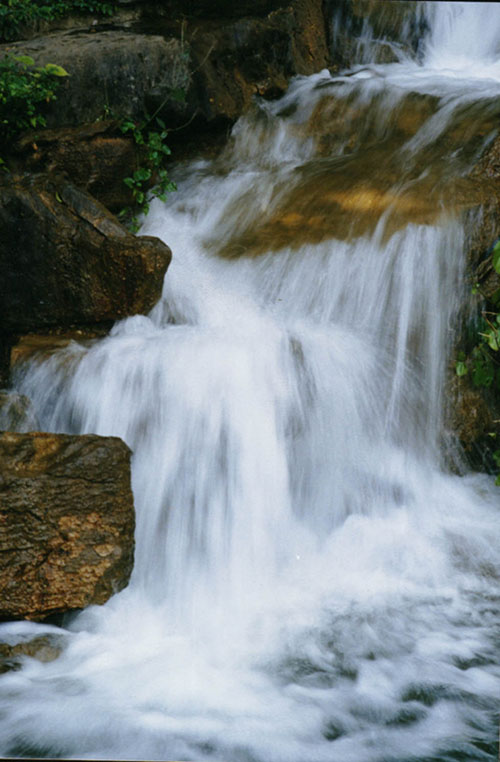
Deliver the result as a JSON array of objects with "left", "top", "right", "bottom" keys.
[
  {"left": 0, "top": 53, "right": 68, "bottom": 166},
  {"left": 114, "top": 112, "right": 177, "bottom": 233}
]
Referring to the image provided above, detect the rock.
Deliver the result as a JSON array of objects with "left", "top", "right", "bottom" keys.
[
  {"left": 0, "top": 391, "right": 39, "bottom": 433},
  {"left": 1, "top": 0, "right": 329, "bottom": 136},
  {"left": 0, "top": 431, "right": 135, "bottom": 620},
  {"left": 0, "top": 32, "right": 191, "bottom": 128},
  {"left": 327, "top": 0, "right": 427, "bottom": 68},
  {"left": 10, "top": 331, "right": 107, "bottom": 373},
  {"left": 15, "top": 122, "right": 138, "bottom": 213},
  {"left": 447, "top": 376, "right": 493, "bottom": 451},
  {"left": 447, "top": 132, "right": 500, "bottom": 473},
  {"left": 0, "top": 634, "right": 64, "bottom": 673},
  {"left": 0, "top": 173, "right": 171, "bottom": 336},
  {"left": 184, "top": 0, "right": 329, "bottom": 124}
]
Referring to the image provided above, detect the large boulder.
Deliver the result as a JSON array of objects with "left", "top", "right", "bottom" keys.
[
  {"left": 0, "top": 432, "right": 135, "bottom": 621},
  {"left": 0, "top": 173, "right": 171, "bottom": 336}
]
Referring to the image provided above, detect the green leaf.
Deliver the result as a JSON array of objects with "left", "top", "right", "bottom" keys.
[
  {"left": 495, "top": 474, "right": 500, "bottom": 486},
  {"left": 171, "top": 87, "right": 186, "bottom": 103},
  {"left": 43, "top": 63, "right": 69, "bottom": 77},
  {"left": 120, "top": 120, "right": 135, "bottom": 134},
  {"left": 472, "top": 354, "right": 494, "bottom": 388},
  {"left": 14, "top": 55, "right": 35, "bottom": 66},
  {"left": 133, "top": 167, "right": 151, "bottom": 182},
  {"left": 455, "top": 360, "right": 468, "bottom": 377},
  {"left": 493, "top": 240, "right": 500, "bottom": 275},
  {"left": 483, "top": 330, "right": 500, "bottom": 351}
]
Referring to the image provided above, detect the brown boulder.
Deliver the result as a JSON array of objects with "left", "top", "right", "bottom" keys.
[
  {"left": 0, "top": 173, "right": 171, "bottom": 336},
  {"left": 15, "top": 122, "right": 137, "bottom": 213},
  {"left": 0, "top": 432, "right": 135, "bottom": 621}
]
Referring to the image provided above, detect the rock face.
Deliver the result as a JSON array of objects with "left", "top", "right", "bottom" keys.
[
  {"left": 0, "top": 391, "right": 40, "bottom": 433},
  {"left": 0, "top": 432, "right": 135, "bottom": 620},
  {"left": 327, "top": 0, "right": 427, "bottom": 67},
  {"left": 1, "top": 0, "right": 329, "bottom": 134},
  {"left": 0, "top": 173, "right": 171, "bottom": 336},
  {"left": 15, "top": 122, "right": 138, "bottom": 213},
  {"left": 449, "top": 134, "right": 500, "bottom": 470},
  {"left": 2, "top": 32, "right": 191, "bottom": 128}
]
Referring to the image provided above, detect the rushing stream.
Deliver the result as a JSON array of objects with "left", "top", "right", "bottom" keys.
[{"left": 1, "top": 2, "right": 500, "bottom": 760}]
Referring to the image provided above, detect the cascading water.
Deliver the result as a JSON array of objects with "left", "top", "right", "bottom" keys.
[{"left": 1, "top": 3, "right": 500, "bottom": 761}]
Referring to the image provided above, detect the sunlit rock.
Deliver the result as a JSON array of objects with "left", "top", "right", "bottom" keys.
[{"left": 0, "top": 432, "right": 135, "bottom": 620}]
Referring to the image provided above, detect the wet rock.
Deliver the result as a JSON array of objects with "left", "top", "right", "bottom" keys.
[
  {"left": 0, "top": 431, "right": 135, "bottom": 621},
  {"left": 0, "top": 634, "right": 64, "bottom": 673},
  {"left": 447, "top": 376, "right": 493, "bottom": 452},
  {"left": 10, "top": 331, "right": 106, "bottom": 372},
  {"left": 328, "top": 0, "right": 427, "bottom": 68},
  {"left": 0, "top": 391, "right": 39, "bottom": 433},
  {"left": 0, "top": 173, "right": 171, "bottom": 336},
  {"left": 447, "top": 133, "right": 500, "bottom": 472}
]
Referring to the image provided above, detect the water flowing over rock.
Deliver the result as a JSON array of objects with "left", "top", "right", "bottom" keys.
[
  {"left": 1, "top": 3, "right": 500, "bottom": 762},
  {"left": 0, "top": 432, "right": 134, "bottom": 621}
]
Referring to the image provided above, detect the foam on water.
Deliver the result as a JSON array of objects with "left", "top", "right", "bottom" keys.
[{"left": 1, "top": 4, "right": 500, "bottom": 761}]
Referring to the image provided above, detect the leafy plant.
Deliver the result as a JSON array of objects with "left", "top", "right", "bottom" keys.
[
  {"left": 117, "top": 115, "right": 177, "bottom": 233},
  {"left": 0, "top": 53, "right": 68, "bottom": 152},
  {"left": 456, "top": 240, "right": 500, "bottom": 483},
  {"left": 0, "top": 0, "right": 114, "bottom": 42}
]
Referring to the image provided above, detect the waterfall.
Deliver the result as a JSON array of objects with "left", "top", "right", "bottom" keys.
[{"left": 1, "top": 4, "right": 500, "bottom": 761}]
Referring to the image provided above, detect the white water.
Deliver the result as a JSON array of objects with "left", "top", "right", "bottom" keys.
[{"left": 2, "top": 4, "right": 500, "bottom": 761}]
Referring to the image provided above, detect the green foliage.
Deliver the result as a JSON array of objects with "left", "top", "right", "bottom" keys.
[
  {"left": 0, "top": 53, "right": 68, "bottom": 150},
  {"left": 117, "top": 115, "right": 176, "bottom": 233},
  {"left": 493, "top": 450, "right": 500, "bottom": 486},
  {"left": 0, "top": 0, "right": 114, "bottom": 42},
  {"left": 456, "top": 241, "right": 500, "bottom": 483},
  {"left": 456, "top": 242, "right": 500, "bottom": 387}
]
